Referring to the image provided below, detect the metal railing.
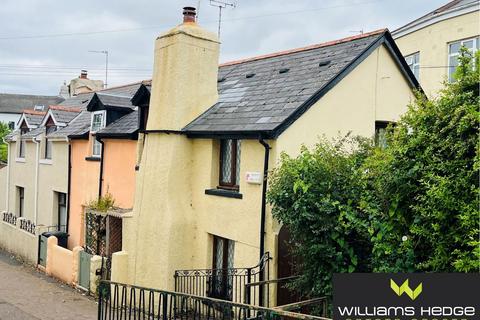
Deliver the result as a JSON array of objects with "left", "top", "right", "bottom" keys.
[
  {"left": 19, "top": 218, "right": 36, "bottom": 234},
  {"left": 2, "top": 212, "right": 17, "bottom": 226},
  {"left": 174, "top": 253, "right": 270, "bottom": 307},
  {"left": 98, "top": 280, "right": 332, "bottom": 320}
]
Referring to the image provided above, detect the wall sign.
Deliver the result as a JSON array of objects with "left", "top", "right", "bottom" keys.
[
  {"left": 245, "top": 172, "right": 262, "bottom": 184},
  {"left": 333, "top": 273, "right": 479, "bottom": 320}
]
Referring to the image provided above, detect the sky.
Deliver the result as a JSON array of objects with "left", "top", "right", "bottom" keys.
[{"left": 0, "top": 0, "right": 447, "bottom": 96}]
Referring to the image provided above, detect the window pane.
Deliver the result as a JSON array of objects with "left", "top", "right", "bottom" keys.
[
  {"left": 463, "top": 40, "right": 474, "bottom": 49},
  {"left": 220, "top": 140, "right": 233, "bottom": 184},
  {"left": 93, "top": 139, "right": 102, "bottom": 156},
  {"left": 92, "top": 113, "right": 104, "bottom": 132},
  {"left": 235, "top": 140, "right": 241, "bottom": 185},
  {"left": 45, "top": 140, "right": 52, "bottom": 159},
  {"left": 449, "top": 41, "right": 460, "bottom": 54},
  {"left": 449, "top": 55, "right": 459, "bottom": 82}
]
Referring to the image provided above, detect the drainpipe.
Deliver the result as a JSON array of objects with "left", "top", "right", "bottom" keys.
[
  {"left": 258, "top": 139, "right": 270, "bottom": 259},
  {"left": 32, "top": 137, "right": 40, "bottom": 225},
  {"left": 97, "top": 137, "right": 105, "bottom": 198},
  {"left": 66, "top": 141, "right": 72, "bottom": 234},
  {"left": 5, "top": 138, "right": 10, "bottom": 211},
  {"left": 258, "top": 138, "right": 270, "bottom": 307}
]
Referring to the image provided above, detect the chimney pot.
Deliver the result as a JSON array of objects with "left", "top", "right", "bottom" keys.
[
  {"left": 183, "top": 7, "right": 196, "bottom": 23},
  {"left": 80, "top": 70, "right": 88, "bottom": 79}
]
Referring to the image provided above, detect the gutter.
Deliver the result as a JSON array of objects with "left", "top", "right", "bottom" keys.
[
  {"left": 97, "top": 136, "right": 105, "bottom": 198},
  {"left": 258, "top": 138, "right": 270, "bottom": 307}
]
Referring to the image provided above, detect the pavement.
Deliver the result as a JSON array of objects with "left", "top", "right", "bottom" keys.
[{"left": 0, "top": 250, "right": 97, "bottom": 320}]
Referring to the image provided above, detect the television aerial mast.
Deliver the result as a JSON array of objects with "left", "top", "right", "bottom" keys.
[{"left": 209, "top": 0, "right": 236, "bottom": 39}]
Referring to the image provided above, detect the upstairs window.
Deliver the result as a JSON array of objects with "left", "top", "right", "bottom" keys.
[
  {"left": 18, "top": 124, "right": 29, "bottom": 158},
  {"left": 405, "top": 52, "right": 420, "bottom": 81},
  {"left": 219, "top": 139, "right": 241, "bottom": 190},
  {"left": 45, "top": 121, "right": 56, "bottom": 160},
  {"left": 448, "top": 37, "right": 479, "bottom": 82},
  {"left": 91, "top": 111, "right": 106, "bottom": 157}
]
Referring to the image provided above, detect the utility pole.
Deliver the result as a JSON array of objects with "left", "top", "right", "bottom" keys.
[
  {"left": 209, "top": 0, "right": 236, "bottom": 39},
  {"left": 88, "top": 50, "right": 109, "bottom": 88}
]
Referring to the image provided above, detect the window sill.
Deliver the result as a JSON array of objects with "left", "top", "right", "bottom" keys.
[
  {"left": 205, "top": 188, "right": 243, "bottom": 199},
  {"left": 15, "top": 158, "right": 26, "bottom": 163},
  {"left": 85, "top": 156, "right": 101, "bottom": 162},
  {"left": 39, "top": 159, "right": 52, "bottom": 165}
]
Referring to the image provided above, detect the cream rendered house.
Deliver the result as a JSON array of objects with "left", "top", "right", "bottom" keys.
[
  {"left": 393, "top": 0, "right": 480, "bottom": 95},
  {"left": 1, "top": 106, "right": 80, "bottom": 264},
  {"left": 111, "top": 8, "right": 419, "bottom": 306}
]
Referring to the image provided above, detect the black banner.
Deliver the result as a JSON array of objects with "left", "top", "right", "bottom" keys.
[{"left": 333, "top": 273, "right": 479, "bottom": 320}]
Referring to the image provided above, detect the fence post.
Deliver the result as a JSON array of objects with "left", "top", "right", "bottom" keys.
[{"left": 245, "top": 268, "right": 252, "bottom": 305}]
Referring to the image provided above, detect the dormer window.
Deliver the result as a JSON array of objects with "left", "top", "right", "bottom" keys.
[
  {"left": 18, "top": 122, "right": 29, "bottom": 159},
  {"left": 45, "top": 123, "right": 56, "bottom": 159},
  {"left": 34, "top": 105, "right": 45, "bottom": 111},
  {"left": 219, "top": 139, "right": 241, "bottom": 191},
  {"left": 91, "top": 111, "right": 106, "bottom": 157}
]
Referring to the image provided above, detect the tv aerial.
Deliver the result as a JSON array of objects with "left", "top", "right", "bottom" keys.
[{"left": 209, "top": 0, "right": 237, "bottom": 39}]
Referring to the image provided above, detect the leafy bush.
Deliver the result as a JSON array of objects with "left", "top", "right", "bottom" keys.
[
  {"left": 267, "top": 49, "right": 479, "bottom": 300},
  {"left": 0, "top": 122, "right": 11, "bottom": 163}
]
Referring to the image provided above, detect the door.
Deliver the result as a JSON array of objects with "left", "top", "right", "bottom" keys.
[
  {"left": 276, "top": 226, "right": 301, "bottom": 306},
  {"left": 78, "top": 251, "right": 92, "bottom": 290},
  {"left": 38, "top": 235, "right": 48, "bottom": 267},
  {"left": 210, "top": 236, "right": 235, "bottom": 300}
]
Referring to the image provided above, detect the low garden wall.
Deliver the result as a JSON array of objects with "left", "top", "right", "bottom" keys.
[
  {"left": 0, "top": 215, "right": 41, "bottom": 265},
  {"left": 46, "top": 236, "right": 83, "bottom": 285}
]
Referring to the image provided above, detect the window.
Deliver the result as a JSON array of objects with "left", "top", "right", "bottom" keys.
[
  {"left": 210, "top": 236, "right": 235, "bottom": 300},
  {"left": 405, "top": 52, "right": 420, "bottom": 81},
  {"left": 17, "top": 186, "right": 24, "bottom": 217},
  {"left": 44, "top": 124, "right": 56, "bottom": 159},
  {"left": 91, "top": 111, "right": 105, "bottom": 157},
  {"left": 375, "top": 121, "right": 394, "bottom": 148},
  {"left": 57, "top": 192, "right": 67, "bottom": 232},
  {"left": 34, "top": 105, "right": 45, "bottom": 111},
  {"left": 219, "top": 139, "right": 241, "bottom": 190},
  {"left": 18, "top": 126, "right": 28, "bottom": 158},
  {"left": 448, "top": 37, "right": 479, "bottom": 82},
  {"left": 91, "top": 111, "right": 105, "bottom": 132}
]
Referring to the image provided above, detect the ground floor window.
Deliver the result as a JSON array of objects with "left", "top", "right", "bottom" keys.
[
  {"left": 17, "top": 186, "right": 24, "bottom": 217},
  {"left": 57, "top": 192, "right": 67, "bottom": 232}
]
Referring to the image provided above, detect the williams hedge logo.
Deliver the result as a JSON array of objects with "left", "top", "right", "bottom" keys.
[
  {"left": 390, "top": 279, "right": 422, "bottom": 300},
  {"left": 333, "top": 273, "right": 479, "bottom": 320}
]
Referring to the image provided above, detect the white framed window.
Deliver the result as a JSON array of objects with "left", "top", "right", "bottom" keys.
[
  {"left": 405, "top": 52, "right": 420, "bottom": 81},
  {"left": 44, "top": 125, "right": 56, "bottom": 159},
  {"left": 91, "top": 111, "right": 106, "bottom": 133},
  {"left": 91, "top": 111, "right": 106, "bottom": 157},
  {"left": 448, "top": 37, "right": 479, "bottom": 82},
  {"left": 92, "top": 140, "right": 102, "bottom": 157}
]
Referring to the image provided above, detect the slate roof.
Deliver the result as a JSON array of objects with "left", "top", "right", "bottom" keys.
[
  {"left": 392, "top": 0, "right": 480, "bottom": 38},
  {"left": 183, "top": 30, "right": 419, "bottom": 138},
  {"left": 51, "top": 82, "right": 142, "bottom": 139},
  {"left": 50, "top": 108, "right": 81, "bottom": 124},
  {"left": 87, "top": 92, "right": 135, "bottom": 111},
  {"left": 0, "top": 93, "right": 64, "bottom": 114},
  {"left": 24, "top": 111, "right": 46, "bottom": 126},
  {"left": 96, "top": 109, "right": 139, "bottom": 138}
]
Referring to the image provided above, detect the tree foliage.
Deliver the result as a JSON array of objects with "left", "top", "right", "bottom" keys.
[
  {"left": 0, "top": 122, "right": 10, "bottom": 163},
  {"left": 267, "top": 49, "right": 479, "bottom": 299}
]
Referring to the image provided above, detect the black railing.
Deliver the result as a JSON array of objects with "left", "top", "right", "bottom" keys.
[
  {"left": 19, "top": 218, "right": 36, "bottom": 235},
  {"left": 2, "top": 212, "right": 17, "bottom": 226},
  {"left": 98, "top": 280, "right": 331, "bottom": 320},
  {"left": 174, "top": 253, "right": 270, "bottom": 307}
]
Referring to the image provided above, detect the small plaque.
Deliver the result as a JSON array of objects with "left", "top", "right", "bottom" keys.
[{"left": 245, "top": 172, "right": 262, "bottom": 184}]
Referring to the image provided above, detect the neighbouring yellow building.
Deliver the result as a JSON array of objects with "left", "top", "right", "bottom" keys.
[
  {"left": 392, "top": 0, "right": 479, "bottom": 96},
  {"left": 110, "top": 7, "right": 419, "bottom": 307}
]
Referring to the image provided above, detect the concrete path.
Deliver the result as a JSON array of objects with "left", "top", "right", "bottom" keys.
[{"left": 0, "top": 250, "right": 97, "bottom": 320}]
